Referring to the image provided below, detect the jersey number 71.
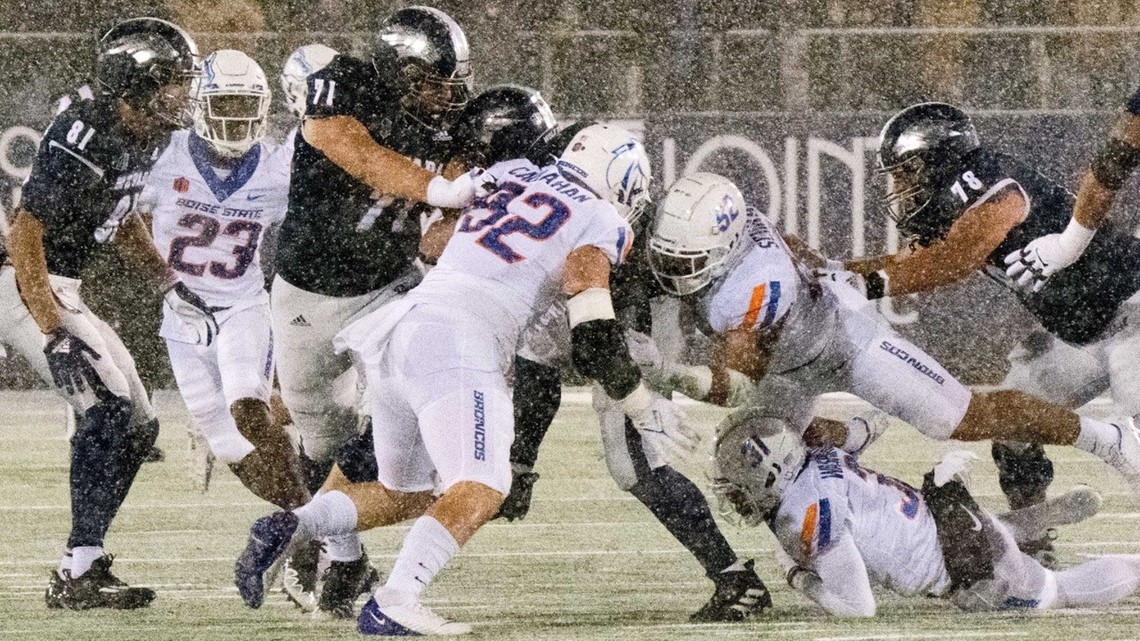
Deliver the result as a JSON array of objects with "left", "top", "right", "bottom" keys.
[{"left": 457, "top": 182, "right": 571, "bottom": 263}]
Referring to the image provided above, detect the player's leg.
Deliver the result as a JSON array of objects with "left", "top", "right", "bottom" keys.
[
  {"left": 271, "top": 276, "right": 365, "bottom": 491},
  {"left": 1052, "top": 556, "right": 1140, "bottom": 607},
  {"left": 597, "top": 389, "right": 771, "bottom": 622},
  {"left": 497, "top": 355, "right": 561, "bottom": 520},
  {"left": 847, "top": 323, "right": 1140, "bottom": 498},
  {"left": 219, "top": 304, "right": 310, "bottom": 510}
]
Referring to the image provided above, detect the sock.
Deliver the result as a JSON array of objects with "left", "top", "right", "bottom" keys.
[
  {"left": 293, "top": 490, "right": 358, "bottom": 542},
  {"left": 58, "top": 550, "right": 73, "bottom": 574},
  {"left": 720, "top": 559, "right": 748, "bottom": 573},
  {"left": 1074, "top": 417, "right": 1124, "bottom": 459},
  {"left": 1056, "top": 556, "right": 1140, "bottom": 607},
  {"left": 628, "top": 465, "right": 739, "bottom": 579},
  {"left": 67, "top": 398, "right": 132, "bottom": 551},
  {"left": 384, "top": 516, "right": 458, "bottom": 601},
  {"left": 325, "top": 533, "right": 364, "bottom": 562},
  {"left": 71, "top": 546, "right": 103, "bottom": 578}
]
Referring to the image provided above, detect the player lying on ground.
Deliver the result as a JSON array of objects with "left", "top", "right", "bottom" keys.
[
  {"left": 234, "top": 121, "right": 688, "bottom": 636},
  {"left": 713, "top": 419, "right": 1140, "bottom": 615},
  {"left": 142, "top": 49, "right": 309, "bottom": 511},
  {"left": 1, "top": 18, "right": 213, "bottom": 609},
  {"left": 830, "top": 103, "right": 1140, "bottom": 560},
  {"left": 644, "top": 172, "right": 1140, "bottom": 496}
]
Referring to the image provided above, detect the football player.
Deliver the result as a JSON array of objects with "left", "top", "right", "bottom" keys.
[
  {"left": 0, "top": 18, "right": 213, "bottom": 609},
  {"left": 235, "top": 122, "right": 691, "bottom": 636},
  {"left": 714, "top": 421, "right": 1140, "bottom": 616},
  {"left": 141, "top": 49, "right": 308, "bottom": 511},
  {"left": 644, "top": 173, "right": 1140, "bottom": 496},
  {"left": 836, "top": 103, "right": 1140, "bottom": 560}
]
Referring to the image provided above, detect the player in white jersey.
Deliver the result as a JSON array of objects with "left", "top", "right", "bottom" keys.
[
  {"left": 234, "top": 123, "right": 695, "bottom": 635},
  {"left": 143, "top": 49, "right": 309, "bottom": 511},
  {"left": 713, "top": 421, "right": 1140, "bottom": 615},
  {"left": 645, "top": 173, "right": 1140, "bottom": 497}
]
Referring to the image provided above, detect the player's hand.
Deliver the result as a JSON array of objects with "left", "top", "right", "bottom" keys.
[
  {"left": 43, "top": 328, "right": 103, "bottom": 396},
  {"left": 1003, "top": 220, "right": 1095, "bottom": 292},
  {"left": 495, "top": 470, "right": 540, "bottom": 522},
  {"left": 933, "top": 450, "right": 980, "bottom": 488},
  {"left": 425, "top": 170, "right": 495, "bottom": 209},
  {"left": 623, "top": 387, "right": 700, "bottom": 463},
  {"left": 625, "top": 329, "right": 662, "bottom": 372},
  {"left": 163, "top": 282, "right": 219, "bottom": 346},
  {"left": 813, "top": 267, "right": 867, "bottom": 297}
]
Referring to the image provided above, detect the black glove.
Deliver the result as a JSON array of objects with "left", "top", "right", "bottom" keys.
[
  {"left": 43, "top": 328, "right": 103, "bottom": 396},
  {"left": 495, "top": 471, "right": 540, "bottom": 522}
]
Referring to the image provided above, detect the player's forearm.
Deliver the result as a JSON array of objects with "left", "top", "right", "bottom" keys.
[
  {"left": 304, "top": 116, "right": 435, "bottom": 203},
  {"left": 7, "top": 209, "right": 62, "bottom": 334},
  {"left": 880, "top": 243, "right": 982, "bottom": 297},
  {"left": 662, "top": 363, "right": 754, "bottom": 406},
  {"left": 114, "top": 215, "right": 177, "bottom": 291},
  {"left": 845, "top": 253, "right": 899, "bottom": 276},
  {"left": 1073, "top": 169, "right": 1119, "bottom": 230}
]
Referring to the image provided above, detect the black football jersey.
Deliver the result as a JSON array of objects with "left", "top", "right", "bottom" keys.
[
  {"left": 919, "top": 147, "right": 1140, "bottom": 345},
  {"left": 19, "top": 94, "right": 166, "bottom": 279},
  {"left": 276, "top": 54, "right": 454, "bottom": 297}
]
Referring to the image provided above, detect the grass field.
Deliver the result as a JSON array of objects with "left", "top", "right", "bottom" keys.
[{"left": 1, "top": 389, "right": 1139, "bottom": 641}]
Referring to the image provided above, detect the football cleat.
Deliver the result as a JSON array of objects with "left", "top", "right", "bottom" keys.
[
  {"left": 44, "top": 555, "right": 156, "bottom": 610},
  {"left": 187, "top": 422, "right": 215, "bottom": 492},
  {"left": 495, "top": 471, "right": 540, "bottom": 521},
  {"left": 689, "top": 559, "right": 772, "bottom": 623},
  {"left": 314, "top": 548, "right": 377, "bottom": 620},
  {"left": 358, "top": 588, "right": 471, "bottom": 636},
  {"left": 281, "top": 539, "right": 322, "bottom": 613},
  {"left": 235, "top": 511, "right": 300, "bottom": 608}
]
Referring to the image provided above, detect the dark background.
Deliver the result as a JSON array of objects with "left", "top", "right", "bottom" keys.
[{"left": 2, "top": 0, "right": 1139, "bottom": 388}]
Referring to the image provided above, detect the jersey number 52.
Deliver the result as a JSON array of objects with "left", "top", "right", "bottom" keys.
[{"left": 457, "top": 182, "right": 571, "bottom": 263}]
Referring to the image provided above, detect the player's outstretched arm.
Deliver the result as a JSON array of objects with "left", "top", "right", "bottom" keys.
[
  {"left": 7, "top": 209, "right": 62, "bottom": 334},
  {"left": 303, "top": 116, "right": 478, "bottom": 210},
  {"left": 1076, "top": 110, "right": 1140, "bottom": 230},
  {"left": 781, "top": 535, "right": 876, "bottom": 617},
  {"left": 855, "top": 187, "right": 1026, "bottom": 298}
]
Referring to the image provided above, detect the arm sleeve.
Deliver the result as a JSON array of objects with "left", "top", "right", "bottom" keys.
[{"left": 799, "top": 534, "right": 877, "bottom": 617}]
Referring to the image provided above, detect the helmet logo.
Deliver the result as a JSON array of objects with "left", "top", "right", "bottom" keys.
[
  {"left": 741, "top": 436, "right": 770, "bottom": 468},
  {"left": 173, "top": 176, "right": 189, "bottom": 192},
  {"left": 715, "top": 194, "right": 739, "bottom": 233}
]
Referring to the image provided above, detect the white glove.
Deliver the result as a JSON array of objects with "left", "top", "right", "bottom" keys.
[
  {"left": 425, "top": 170, "right": 494, "bottom": 209},
  {"left": 621, "top": 384, "right": 700, "bottom": 463},
  {"left": 841, "top": 409, "right": 890, "bottom": 456},
  {"left": 1003, "top": 219, "right": 1095, "bottom": 293},
  {"left": 625, "top": 329, "right": 663, "bottom": 371},
  {"left": 932, "top": 450, "right": 980, "bottom": 488},
  {"left": 814, "top": 268, "right": 867, "bottom": 297},
  {"left": 164, "top": 282, "right": 219, "bottom": 346}
]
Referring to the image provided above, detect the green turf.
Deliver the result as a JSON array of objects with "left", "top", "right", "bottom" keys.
[{"left": 1, "top": 390, "right": 1138, "bottom": 640}]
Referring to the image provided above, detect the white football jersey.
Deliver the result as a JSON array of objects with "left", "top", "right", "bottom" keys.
[
  {"left": 410, "top": 159, "right": 633, "bottom": 366},
  {"left": 704, "top": 212, "right": 840, "bottom": 373},
  {"left": 145, "top": 130, "right": 290, "bottom": 309},
  {"left": 772, "top": 447, "right": 951, "bottom": 598}
]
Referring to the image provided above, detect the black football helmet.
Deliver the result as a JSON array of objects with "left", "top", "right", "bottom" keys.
[
  {"left": 451, "top": 85, "right": 557, "bottom": 167},
  {"left": 95, "top": 17, "right": 200, "bottom": 130},
  {"left": 877, "top": 102, "right": 980, "bottom": 239},
  {"left": 374, "top": 6, "right": 473, "bottom": 129}
]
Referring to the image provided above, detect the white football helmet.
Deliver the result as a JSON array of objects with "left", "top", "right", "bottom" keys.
[
  {"left": 712, "top": 415, "right": 806, "bottom": 527},
  {"left": 648, "top": 172, "right": 746, "bottom": 296},
  {"left": 555, "top": 123, "right": 651, "bottom": 223},
  {"left": 193, "top": 49, "right": 270, "bottom": 158},
  {"left": 280, "top": 43, "right": 338, "bottom": 120}
]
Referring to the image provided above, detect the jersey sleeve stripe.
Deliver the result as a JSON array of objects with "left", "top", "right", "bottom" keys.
[
  {"left": 47, "top": 140, "right": 104, "bottom": 178},
  {"left": 616, "top": 227, "right": 631, "bottom": 264},
  {"left": 800, "top": 502, "right": 819, "bottom": 558},
  {"left": 758, "top": 281, "right": 782, "bottom": 328},
  {"left": 817, "top": 498, "right": 833, "bottom": 551},
  {"left": 742, "top": 284, "right": 768, "bottom": 329}
]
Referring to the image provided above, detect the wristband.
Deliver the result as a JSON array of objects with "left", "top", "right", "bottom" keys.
[
  {"left": 567, "top": 287, "right": 616, "bottom": 328},
  {"left": 1057, "top": 217, "right": 1096, "bottom": 254}
]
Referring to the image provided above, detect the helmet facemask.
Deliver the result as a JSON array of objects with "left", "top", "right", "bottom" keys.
[
  {"left": 195, "top": 91, "right": 269, "bottom": 157},
  {"left": 398, "top": 61, "right": 472, "bottom": 129},
  {"left": 648, "top": 239, "right": 735, "bottom": 297},
  {"left": 877, "top": 152, "right": 935, "bottom": 229},
  {"left": 712, "top": 421, "right": 806, "bottom": 528}
]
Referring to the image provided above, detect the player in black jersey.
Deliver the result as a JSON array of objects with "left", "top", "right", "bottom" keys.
[
  {"left": 271, "top": 6, "right": 480, "bottom": 493},
  {"left": 829, "top": 102, "right": 1140, "bottom": 564},
  {"left": 0, "top": 18, "right": 215, "bottom": 610}
]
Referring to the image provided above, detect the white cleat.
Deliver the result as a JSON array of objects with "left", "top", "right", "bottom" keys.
[
  {"left": 187, "top": 422, "right": 215, "bottom": 493},
  {"left": 1099, "top": 418, "right": 1140, "bottom": 502},
  {"left": 998, "top": 485, "right": 1103, "bottom": 543},
  {"left": 358, "top": 587, "right": 471, "bottom": 636}
]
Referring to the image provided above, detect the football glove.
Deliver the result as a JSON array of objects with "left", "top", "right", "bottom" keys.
[
  {"left": 814, "top": 267, "right": 867, "bottom": 297},
  {"left": 1003, "top": 219, "right": 1095, "bottom": 293},
  {"left": 425, "top": 170, "right": 495, "bottom": 209},
  {"left": 622, "top": 385, "right": 700, "bottom": 463},
  {"left": 163, "top": 282, "right": 219, "bottom": 346},
  {"left": 933, "top": 450, "right": 980, "bottom": 488},
  {"left": 43, "top": 328, "right": 104, "bottom": 396},
  {"left": 496, "top": 470, "right": 540, "bottom": 522}
]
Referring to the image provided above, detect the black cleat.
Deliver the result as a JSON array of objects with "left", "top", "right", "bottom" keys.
[
  {"left": 495, "top": 471, "right": 540, "bottom": 521},
  {"left": 45, "top": 555, "right": 156, "bottom": 610},
  {"left": 690, "top": 560, "right": 772, "bottom": 622},
  {"left": 143, "top": 444, "right": 165, "bottom": 463},
  {"left": 315, "top": 548, "right": 378, "bottom": 620}
]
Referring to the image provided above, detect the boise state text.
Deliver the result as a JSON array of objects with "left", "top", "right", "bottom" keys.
[{"left": 175, "top": 197, "right": 268, "bottom": 221}]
